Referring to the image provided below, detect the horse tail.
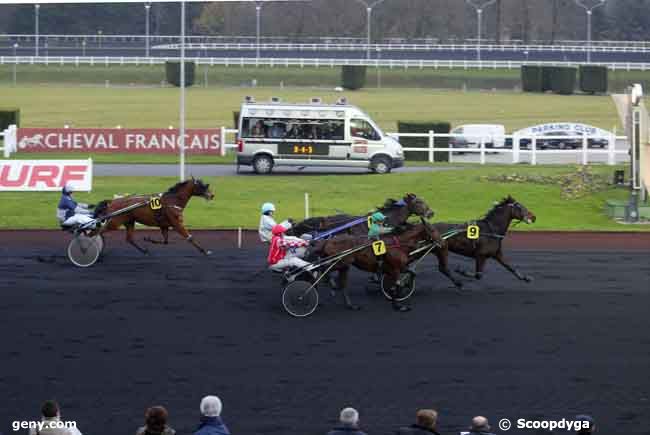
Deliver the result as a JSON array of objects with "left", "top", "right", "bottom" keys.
[{"left": 93, "top": 200, "right": 111, "bottom": 218}]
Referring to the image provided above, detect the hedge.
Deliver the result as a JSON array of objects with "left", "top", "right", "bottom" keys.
[
  {"left": 580, "top": 65, "right": 608, "bottom": 94},
  {"left": 397, "top": 121, "right": 451, "bottom": 162},
  {"left": 341, "top": 66, "right": 367, "bottom": 90},
  {"left": 552, "top": 67, "right": 577, "bottom": 95},
  {"left": 521, "top": 66, "right": 543, "bottom": 92},
  {"left": 165, "top": 61, "right": 196, "bottom": 87},
  {"left": 0, "top": 108, "right": 20, "bottom": 130}
]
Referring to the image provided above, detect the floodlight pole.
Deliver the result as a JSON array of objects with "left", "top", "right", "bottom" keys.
[
  {"left": 145, "top": 3, "right": 151, "bottom": 57},
  {"left": 256, "top": 2, "right": 262, "bottom": 59},
  {"left": 354, "top": 0, "right": 387, "bottom": 60},
  {"left": 13, "top": 43, "right": 18, "bottom": 86},
  {"left": 466, "top": 0, "right": 496, "bottom": 62},
  {"left": 34, "top": 4, "right": 40, "bottom": 56},
  {"left": 179, "top": 0, "right": 186, "bottom": 180},
  {"left": 575, "top": 0, "right": 606, "bottom": 63}
]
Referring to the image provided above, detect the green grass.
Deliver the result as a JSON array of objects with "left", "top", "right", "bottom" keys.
[{"left": 1, "top": 165, "right": 644, "bottom": 231}]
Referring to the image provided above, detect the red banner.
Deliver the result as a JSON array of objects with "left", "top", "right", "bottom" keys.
[{"left": 16, "top": 128, "right": 221, "bottom": 154}]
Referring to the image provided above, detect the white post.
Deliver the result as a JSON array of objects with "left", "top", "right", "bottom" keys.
[
  {"left": 366, "top": 7, "right": 372, "bottom": 60},
  {"left": 476, "top": 8, "right": 482, "bottom": 61},
  {"left": 512, "top": 134, "right": 520, "bottom": 163},
  {"left": 179, "top": 0, "right": 186, "bottom": 181},
  {"left": 428, "top": 130, "right": 434, "bottom": 163},
  {"left": 145, "top": 3, "right": 151, "bottom": 57},
  {"left": 304, "top": 192, "right": 310, "bottom": 219},
  {"left": 220, "top": 126, "right": 227, "bottom": 156},
  {"left": 255, "top": 3, "right": 262, "bottom": 60},
  {"left": 607, "top": 131, "right": 615, "bottom": 165},
  {"left": 479, "top": 137, "right": 486, "bottom": 164},
  {"left": 531, "top": 135, "right": 537, "bottom": 166},
  {"left": 35, "top": 4, "right": 40, "bottom": 57},
  {"left": 582, "top": 133, "right": 588, "bottom": 165},
  {"left": 237, "top": 227, "right": 242, "bottom": 248}
]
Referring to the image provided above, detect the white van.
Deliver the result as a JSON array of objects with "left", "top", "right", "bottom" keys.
[
  {"left": 449, "top": 124, "right": 506, "bottom": 149},
  {"left": 236, "top": 97, "right": 404, "bottom": 174}
]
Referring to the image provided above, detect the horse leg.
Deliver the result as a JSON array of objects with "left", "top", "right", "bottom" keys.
[
  {"left": 434, "top": 247, "right": 464, "bottom": 290},
  {"left": 144, "top": 227, "right": 169, "bottom": 245},
  {"left": 170, "top": 219, "right": 212, "bottom": 256},
  {"left": 495, "top": 251, "right": 533, "bottom": 282},
  {"left": 473, "top": 256, "right": 487, "bottom": 280},
  {"left": 338, "top": 268, "right": 360, "bottom": 311},
  {"left": 125, "top": 222, "right": 149, "bottom": 255}
]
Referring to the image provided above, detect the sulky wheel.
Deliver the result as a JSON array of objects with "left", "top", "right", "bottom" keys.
[
  {"left": 67, "top": 234, "right": 101, "bottom": 268},
  {"left": 282, "top": 280, "right": 319, "bottom": 318},
  {"left": 380, "top": 272, "right": 417, "bottom": 302}
]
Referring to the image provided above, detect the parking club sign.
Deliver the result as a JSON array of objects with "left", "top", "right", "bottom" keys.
[{"left": 513, "top": 122, "right": 611, "bottom": 137}]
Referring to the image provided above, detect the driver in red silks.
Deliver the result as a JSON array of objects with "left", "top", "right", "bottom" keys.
[{"left": 267, "top": 224, "right": 312, "bottom": 272}]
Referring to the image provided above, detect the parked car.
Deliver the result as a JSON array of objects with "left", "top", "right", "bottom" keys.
[{"left": 449, "top": 124, "right": 505, "bottom": 153}]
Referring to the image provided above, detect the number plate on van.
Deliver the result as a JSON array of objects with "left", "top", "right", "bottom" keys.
[{"left": 278, "top": 143, "right": 329, "bottom": 156}]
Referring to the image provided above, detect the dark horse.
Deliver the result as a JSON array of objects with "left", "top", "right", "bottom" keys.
[
  {"left": 288, "top": 193, "right": 435, "bottom": 238},
  {"left": 433, "top": 196, "right": 536, "bottom": 282},
  {"left": 92, "top": 178, "right": 214, "bottom": 255},
  {"left": 310, "top": 221, "right": 459, "bottom": 311}
]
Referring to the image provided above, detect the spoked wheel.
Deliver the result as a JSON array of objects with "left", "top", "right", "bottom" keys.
[
  {"left": 282, "top": 280, "right": 319, "bottom": 318},
  {"left": 380, "top": 272, "right": 417, "bottom": 302},
  {"left": 67, "top": 234, "right": 102, "bottom": 268}
]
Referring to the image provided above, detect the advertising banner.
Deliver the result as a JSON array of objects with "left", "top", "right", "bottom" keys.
[{"left": 0, "top": 159, "right": 93, "bottom": 191}]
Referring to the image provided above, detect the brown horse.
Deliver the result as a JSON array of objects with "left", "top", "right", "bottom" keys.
[
  {"left": 433, "top": 196, "right": 536, "bottom": 282},
  {"left": 288, "top": 193, "right": 434, "bottom": 238},
  {"left": 92, "top": 178, "right": 214, "bottom": 255},
  {"left": 310, "top": 221, "right": 456, "bottom": 311}
]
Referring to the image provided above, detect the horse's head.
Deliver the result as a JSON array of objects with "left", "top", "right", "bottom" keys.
[
  {"left": 191, "top": 178, "right": 215, "bottom": 201},
  {"left": 404, "top": 193, "right": 434, "bottom": 220},
  {"left": 503, "top": 196, "right": 536, "bottom": 224}
]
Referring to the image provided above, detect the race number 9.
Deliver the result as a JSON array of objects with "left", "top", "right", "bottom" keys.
[
  {"left": 150, "top": 197, "right": 162, "bottom": 210},
  {"left": 467, "top": 225, "right": 480, "bottom": 240},
  {"left": 372, "top": 240, "right": 387, "bottom": 256}
]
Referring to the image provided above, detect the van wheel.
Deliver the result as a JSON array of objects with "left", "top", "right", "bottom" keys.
[
  {"left": 371, "top": 156, "right": 392, "bottom": 174},
  {"left": 253, "top": 155, "right": 274, "bottom": 174}
]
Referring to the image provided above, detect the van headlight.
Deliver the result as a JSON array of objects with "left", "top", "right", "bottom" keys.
[{"left": 396, "top": 149, "right": 404, "bottom": 157}]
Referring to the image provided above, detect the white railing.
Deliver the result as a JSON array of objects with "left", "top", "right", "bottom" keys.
[
  {"left": 220, "top": 129, "right": 628, "bottom": 166},
  {"left": 1, "top": 56, "right": 649, "bottom": 71},
  {"left": 0, "top": 124, "right": 17, "bottom": 158}
]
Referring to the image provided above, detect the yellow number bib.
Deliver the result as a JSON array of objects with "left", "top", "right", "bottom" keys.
[
  {"left": 150, "top": 196, "right": 162, "bottom": 210},
  {"left": 367, "top": 216, "right": 373, "bottom": 227},
  {"left": 372, "top": 240, "right": 387, "bottom": 256},
  {"left": 467, "top": 225, "right": 480, "bottom": 240}
]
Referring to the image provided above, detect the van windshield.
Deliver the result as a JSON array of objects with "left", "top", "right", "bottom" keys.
[
  {"left": 350, "top": 119, "right": 381, "bottom": 141},
  {"left": 241, "top": 117, "right": 345, "bottom": 140}
]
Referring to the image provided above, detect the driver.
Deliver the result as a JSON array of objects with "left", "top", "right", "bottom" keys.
[
  {"left": 367, "top": 211, "right": 393, "bottom": 239},
  {"left": 258, "top": 202, "right": 293, "bottom": 243},
  {"left": 57, "top": 182, "right": 95, "bottom": 228},
  {"left": 267, "top": 224, "right": 313, "bottom": 274}
]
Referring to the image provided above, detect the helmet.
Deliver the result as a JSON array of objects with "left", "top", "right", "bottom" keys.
[
  {"left": 261, "top": 202, "right": 276, "bottom": 214},
  {"left": 62, "top": 182, "right": 74, "bottom": 194},
  {"left": 371, "top": 211, "right": 386, "bottom": 223},
  {"left": 272, "top": 224, "right": 287, "bottom": 236}
]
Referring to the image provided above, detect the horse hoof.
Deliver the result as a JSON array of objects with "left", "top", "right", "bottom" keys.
[
  {"left": 393, "top": 304, "right": 411, "bottom": 312},
  {"left": 205, "top": 250, "right": 213, "bottom": 256},
  {"left": 347, "top": 304, "right": 361, "bottom": 311},
  {"left": 329, "top": 290, "right": 337, "bottom": 298},
  {"left": 523, "top": 275, "right": 533, "bottom": 283}
]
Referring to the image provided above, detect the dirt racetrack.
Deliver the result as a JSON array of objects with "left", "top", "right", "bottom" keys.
[{"left": 1, "top": 231, "right": 649, "bottom": 435}]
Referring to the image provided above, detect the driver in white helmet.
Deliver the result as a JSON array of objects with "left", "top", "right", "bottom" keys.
[
  {"left": 57, "top": 182, "right": 95, "bottom": 228},
  {"left": 258, "top": 202, "right": 293, "bottom": 243}
]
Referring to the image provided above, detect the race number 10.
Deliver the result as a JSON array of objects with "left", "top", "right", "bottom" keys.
[
  {"left": 467, "top": 225, "right": 480, "bottom": 240},
  {"left": 150, "top": 196, "right": 162, "bottom": 210}
]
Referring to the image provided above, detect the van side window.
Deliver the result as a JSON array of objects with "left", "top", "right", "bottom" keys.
[
  {"left": 242, "top": 118, "right": 267, "bottom": 138},
  {"left": 350, "top": 119, "right": 379, "bottom": 141}
]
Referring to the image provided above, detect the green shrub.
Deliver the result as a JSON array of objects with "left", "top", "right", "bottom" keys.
[
  {"left": 0, "top": 108, "right": 20, "bottom": 130},
  {"left": 341, "top": 66, "right": 367, "bottom": 90},
  {"left": 397, "top": 121, "right": 451, "bottom": 162},
  {"left": 542, "top": 66, "right": 557, "bottom": 92},
  {"left": 580, "top": 65, "right": 608, "bottom": 94},
  {"left": 551, "top": 67, "right": 577, "bottom": 95},
  {"left": 233, "top": 111, "right": 240, "bottom": 129},
  {"left": 521, "top": 66, "right": 543, "bottom": 92},
  {"left": 165, "top": 61, "right": 196, "bottom": 87}
]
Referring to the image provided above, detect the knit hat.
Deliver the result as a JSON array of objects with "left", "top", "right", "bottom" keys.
[{"left": 200, "top": 396, "right": 222, "bottom": 417}]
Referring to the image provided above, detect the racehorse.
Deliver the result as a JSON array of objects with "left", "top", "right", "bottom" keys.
[
  {"left": 310, "top": 220, "right": 459, "bottom": 312},
  {"left": 92, "top": 178, "right": 214, "bottom": 255},
  {"left": 288, "top": 193, "right": 434, "bottom": 237},
  {"left": 432, "top": 196, "right": 536, "bottom": 282}
]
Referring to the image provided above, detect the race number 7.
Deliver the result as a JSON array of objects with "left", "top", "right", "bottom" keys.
[
  {"left": 467, "top": 225, "right": 480, "bottom": 240},
  {"left": 372, "top": 240, "right": 387, "bottom": 256}
]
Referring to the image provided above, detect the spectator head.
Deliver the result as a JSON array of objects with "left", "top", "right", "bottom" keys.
[
  {"left": 339, "top": 407, "right": 359, "bottom": 427},
  {"left": 576, "top": 415, "right": 595, "bottom": 433},
  {"left": 145, "top": 406, "right": 168, "bottom": 433},
  {"left": 200, "top": 396, "right": 222, "bottom": 417},
  {"left": 41, "top": 400, "right": 60, "bottom": 419},
  {"left": 415, "top": 409, "right": 438, "bottom": 430},
  {"left": 470, "top": 416, "right": 491, "bottom": 432}
]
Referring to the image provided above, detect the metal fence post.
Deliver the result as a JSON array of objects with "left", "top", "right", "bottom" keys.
[
  {"left": 582, "top": 134, "right": 588, "bottom": 165},
  {"left": 531, "top": 135, "right": 537, "bottom": 166},
  {"left": 607, "top": 131, "right": 616, "bottom": 166},
  {"left": 304, "top": 192, "right": 310, "bottom": 219},
  {"left": 428, "top": 130, "right": 434, "bottom": 163},
  {"left": 479, "top": 137, "right": 486, "bottom": 164}
]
